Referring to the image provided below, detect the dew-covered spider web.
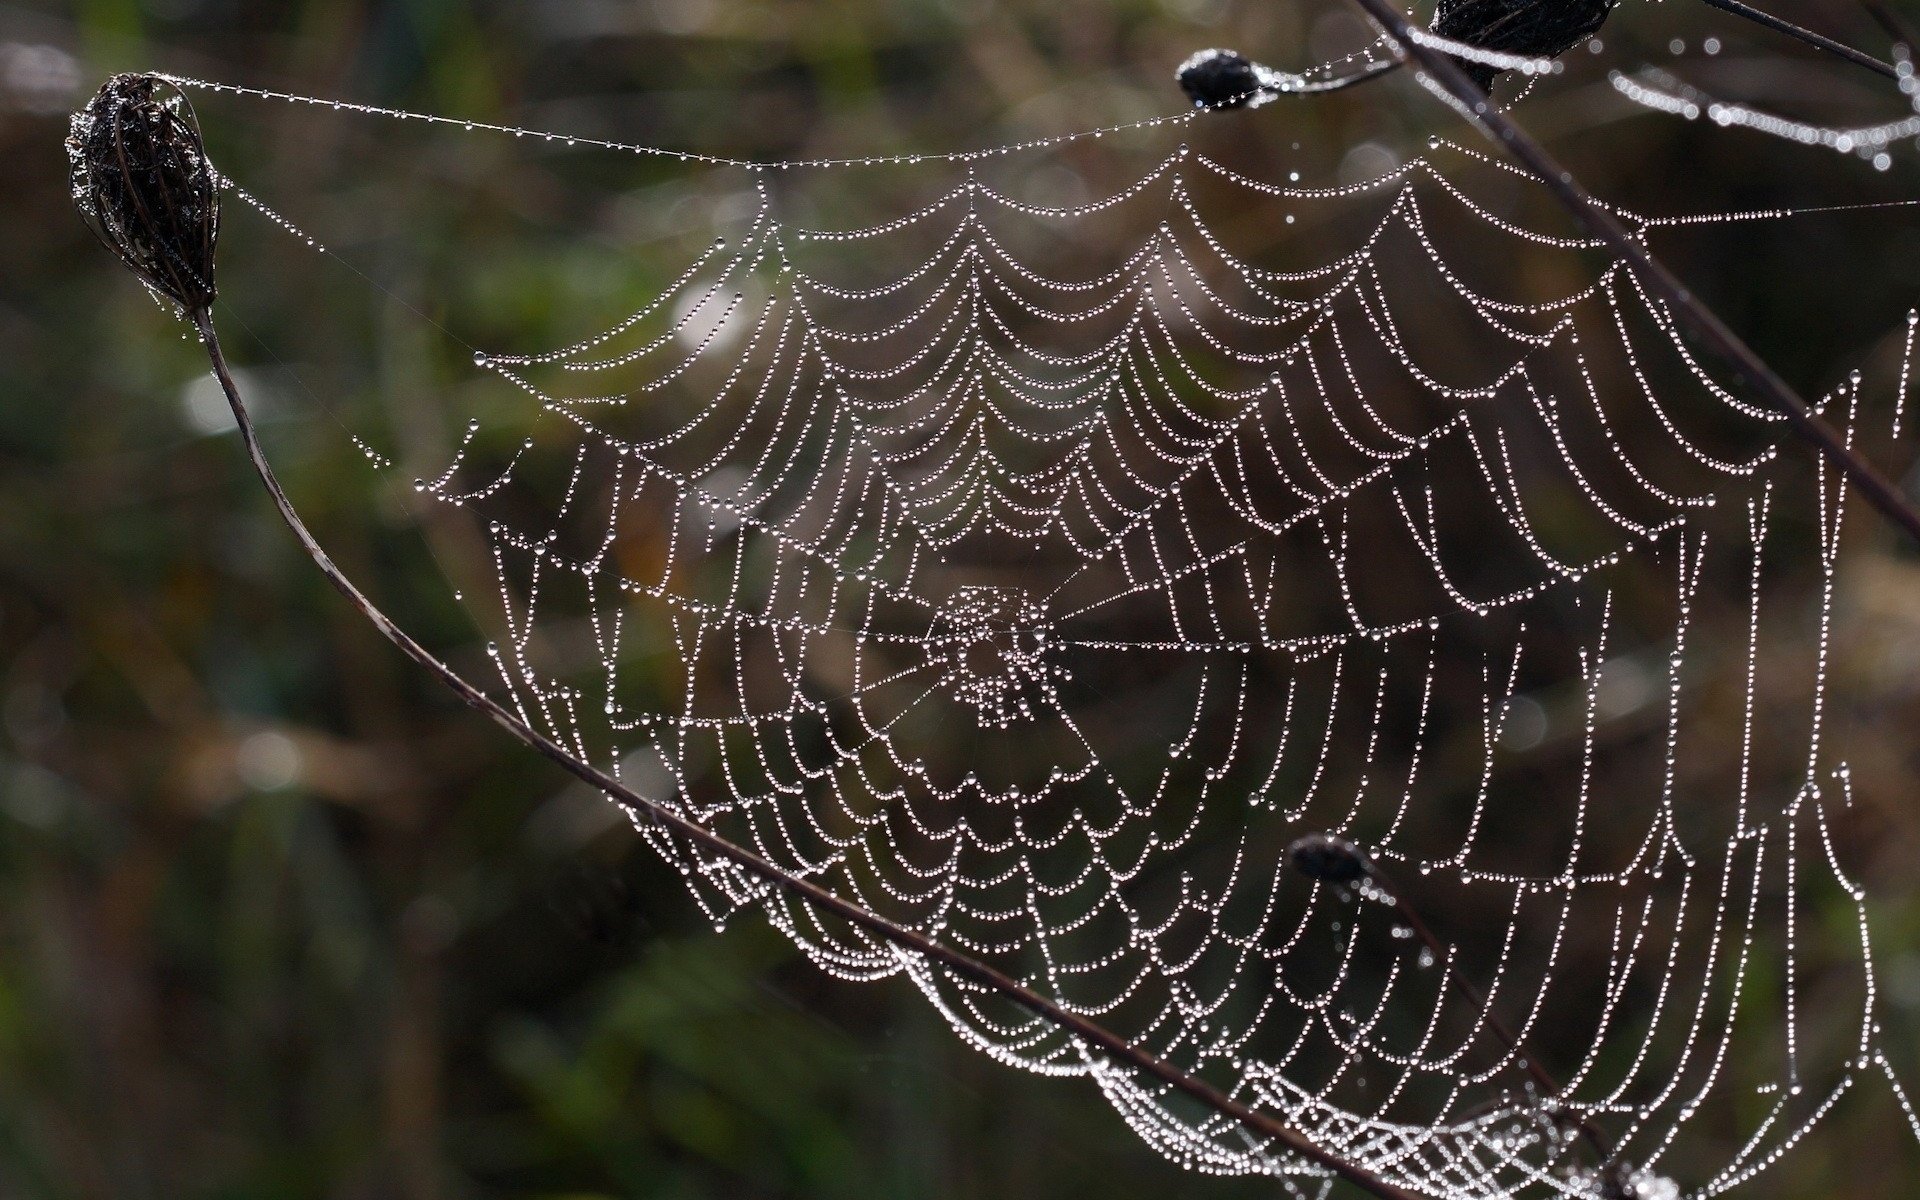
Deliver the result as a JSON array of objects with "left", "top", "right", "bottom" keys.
[{"left": 160, "top": 35, "right": 1920, "bottom": 1199}]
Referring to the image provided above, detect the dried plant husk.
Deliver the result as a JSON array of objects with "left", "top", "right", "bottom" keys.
[
  {"left": 1177, "top": 48, "right": 1262, "bottom": 110},
  {"left": 67, "top": 73, "right": 219, "bottom": 311},
  {"left": 1432, "top": 0, "right": 1617, "bottom": 90},
  {"left": 1288, "top": 833, "right": 1372, "bottom": 884}
]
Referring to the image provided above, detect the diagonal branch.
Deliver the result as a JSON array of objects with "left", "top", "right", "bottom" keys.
[
  {"left": 183, "top": 305, "right": 1430, "bottom": 1200},
  {"left": 1342, "top": 0, "right": 1920, "bottom": 550},
  {"left": 1700, "top": 0, "right": 1897, "bottom": 78}
]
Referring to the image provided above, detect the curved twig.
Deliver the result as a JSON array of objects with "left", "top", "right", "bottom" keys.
[{"left": 185, "top": 305, "right": 1428, "bottom": 1200}]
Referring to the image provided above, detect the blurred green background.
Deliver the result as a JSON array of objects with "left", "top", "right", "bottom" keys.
[{"left": 4, "top": 1, "right": 1920, "bottom": 1197}]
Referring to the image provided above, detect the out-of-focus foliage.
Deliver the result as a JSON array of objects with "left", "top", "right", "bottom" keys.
[{"left": 1, "top": 1, "right": 1917, "bottom": 1197}]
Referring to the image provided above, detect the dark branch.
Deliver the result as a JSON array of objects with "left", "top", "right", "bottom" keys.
[
  {"left": 1699, "top": 0, "right": 1897, "bottom": 78},
  {"left": 1336, "top": 0, "right": 1920, "bottom": 549}
]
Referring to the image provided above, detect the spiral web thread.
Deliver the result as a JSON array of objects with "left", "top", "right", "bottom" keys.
[{"left": 171, "top": 55, "right": 1920, "bottom": 1200}]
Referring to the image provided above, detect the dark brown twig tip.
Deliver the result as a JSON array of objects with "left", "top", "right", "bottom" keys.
[
  {"left": 1288, "top": 833, "right": 1374, "bottom": 884},
  {"left": 68, "top": 73, "right": 220, "bottom": 312}
]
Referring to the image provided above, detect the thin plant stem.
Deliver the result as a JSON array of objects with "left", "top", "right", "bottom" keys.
[
  {"left": 1272, "top": 58, "right": 1405, "bottom": 95},
  {"left": 1699, "top": 0, "right": 1897, "bottom": 77},
  {"left": 186, "top": 305, "right": 1430, "bottom": 1200},
  {"left": 1342, "top": 0, "right": 1920, "bottom": 550}
]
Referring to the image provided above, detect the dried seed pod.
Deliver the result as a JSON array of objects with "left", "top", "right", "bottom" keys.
[
  {"left": 68, "top": 72, "right": 220, "bottom": 311},
  {"left": 1288, "top": 833, "right": 1373, "bottom": 884},
  {"left": 1431, "top": 0, "right": 1617, "bottom": 90},
  {"left": 1176, "top": 48, "right": 1263, "bottom": 110}
]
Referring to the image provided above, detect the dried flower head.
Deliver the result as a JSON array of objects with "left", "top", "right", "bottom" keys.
[
  {"left": 1177, "top": 49, "right": 1264, "bottom": 110},
  {"left": 68, "top": 72, "right": 220, "bottom": 311},
  {"left": 1431, "top": 0, "right": 1618, "bottom": 90},
  {"left": 1288, "top": 833, "right": 1373, "bottom": 884}
]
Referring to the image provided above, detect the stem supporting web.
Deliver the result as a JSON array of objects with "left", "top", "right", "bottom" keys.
[{"left": 162, "top": 56, "right": 1920, "bottom": 1197}]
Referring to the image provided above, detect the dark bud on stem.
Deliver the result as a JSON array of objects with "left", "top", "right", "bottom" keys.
[
  {"left": 1431, "top": 0, "right": 1618, "bottom": 91},
  {"left": 1177, "top": 49, "right": 1264, "bottom": 110},
  {"left": 1288, "top": 833, "right": 1372, "bottom": 884},
  {"left": 68, "top": 73, "right": 220, "bottom": 311}
]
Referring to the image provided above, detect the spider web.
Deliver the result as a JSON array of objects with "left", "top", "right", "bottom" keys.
[{"left": 170, "top": 53, "right": 1920, "bottom": 1199}]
